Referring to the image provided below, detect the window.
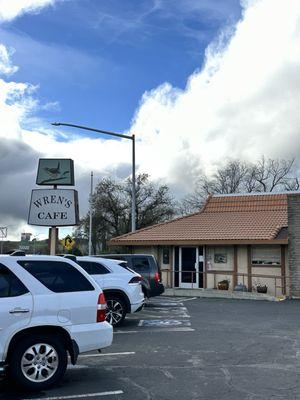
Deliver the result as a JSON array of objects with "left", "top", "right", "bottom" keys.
[
  {"left": 0, "top": 263, "right": 29, "bottom": 297},
  {"left": 132, "top": 257, "right": 150, "bottom": 273},
  {"left": 251, "top": 246, "right": 281, "bottom": 265},
  {"left": 18, "top": 261, "right": 94, "bottom": 293},
  {"left": 77, "top": 261, "right": 110, "bottom": 275},
  {"left": 163, "top": 248, "right": 170, "bottom": 264}
]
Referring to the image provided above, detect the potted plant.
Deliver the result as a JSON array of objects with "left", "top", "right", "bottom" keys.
[
  {"left": 256, "top": 284, "right": 268, "bottom": 294},
  {"left": 253, "top": 279, "right": 268, "bottom": 294},
  {"left": 217, "top": 279, "right": 230, "bottom": 290}
]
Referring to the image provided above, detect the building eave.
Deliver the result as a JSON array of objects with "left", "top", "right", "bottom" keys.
[{"left": 108, "top": 238, "right": 288, "bottom": 246}]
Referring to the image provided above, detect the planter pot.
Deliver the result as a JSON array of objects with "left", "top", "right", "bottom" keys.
[
  {"left": 218, "top": 282, "right": 229, "bottom": 290},
  {"left": 257, "top": 285, "right": 267, "bottom": 294}
]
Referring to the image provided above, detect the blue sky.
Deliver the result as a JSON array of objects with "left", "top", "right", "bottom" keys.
[
  {"left": 2, "top": 0, "right": 300, "bottom": 239},
  {"left": 1, "top": 0, "right": 242, "bottom": 134}
]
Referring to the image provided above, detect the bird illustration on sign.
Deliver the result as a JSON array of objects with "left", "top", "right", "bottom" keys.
[
  {"left": 44, "top": 162, "right": 61, "bottom": 178},
  {"left": 38, "top": 160, "right": 71, "bottom": 185}
]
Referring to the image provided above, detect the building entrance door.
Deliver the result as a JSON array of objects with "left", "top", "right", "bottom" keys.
[{"left": 179, "top": 247, "right": 199, "bottom": 288}]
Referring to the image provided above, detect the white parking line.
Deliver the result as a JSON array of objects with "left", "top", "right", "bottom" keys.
[
  {"left": 115, "top": 327, "right": 194, "bottom": 333},
  {"left": 68, "top": 365, "right": 89, "bottom": 369},
  {"left": 178, "top": 297, "right": 197, "bottom": 302},
  {"left": 23, "top": 391, "right": 123, "bottom": 400},
  {"left": 79, "top": 352, "right": 135, "bottom": 358}
]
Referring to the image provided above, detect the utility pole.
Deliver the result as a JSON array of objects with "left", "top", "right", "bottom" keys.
[{"left": 88, "top": 171, "right": 94, "bottom": 256}]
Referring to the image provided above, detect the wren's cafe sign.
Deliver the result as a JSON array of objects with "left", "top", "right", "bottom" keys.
[
  {"left": 28, "top": 189, "right": 79, "bottom": 226},
  {"left": 28, "top": 159, "right": 79, "bottom": 254}
]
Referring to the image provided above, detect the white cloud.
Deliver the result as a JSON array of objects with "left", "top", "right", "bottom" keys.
[
  {"left": 0, "top": 45, "right": 18, "bottom": 75},
  {"left": 2, "top": 0, "right": 300, "bottom": 239},
  {"left": 128, "top": 0, "right": 300, "bottom": 181},
  {"left": 0, "top": 0, "right": 61, "bottom": 22}
]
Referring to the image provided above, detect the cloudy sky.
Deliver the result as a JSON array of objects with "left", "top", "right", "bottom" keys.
[{"left": 0, "top": 0, "right": 299, "bottom": 240}]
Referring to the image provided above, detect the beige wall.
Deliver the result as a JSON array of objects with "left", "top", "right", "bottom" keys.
[
  {"left": 205, "top": 245, "right": 234, "bottom": 290},
  {"left": 251, "top": 266, "right": 283, "bottom": 296},
  {"left": 206, "top": 245, "right": 285, "bottom": 296},
  {"left": 133, "top": 246, "right": 158, "bottom": 257},
  {"left": 131, "top": 244, "right": 288, "bottom": 296},
  {"left": 236, "top": 246, "right": 248, "bottom": 288}
]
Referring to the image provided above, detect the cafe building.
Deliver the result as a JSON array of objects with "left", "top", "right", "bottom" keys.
[{"left": 109, "top": 192, "right": 300, "bottom": 298}]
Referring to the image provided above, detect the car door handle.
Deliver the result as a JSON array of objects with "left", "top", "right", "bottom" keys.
[{"left": 9, "top": 308, "right": 30, "bottom": 314}]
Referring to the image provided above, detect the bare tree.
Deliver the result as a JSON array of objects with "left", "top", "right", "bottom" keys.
[
  {"left": 180, "top": 157, "right": 299, "bottom": 214},
  {"left": 212, "top": 161, "right": 249, "bottom": 194},
  {"left": 283, "top": 177, "right": 299, "bottom": 191},
  {"left": 253, "top": 157, "right": 295, "bottom": 192}
]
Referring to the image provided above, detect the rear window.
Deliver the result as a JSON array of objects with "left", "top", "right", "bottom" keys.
[
  {"left": 0, "top": 263, "right": 29, "bottom": 297},
  {"left": 131, "top": 257, "right": 150, "bottom": 273},
  {"left": 18, "top": 260, "right": 94, "bottom": 293},
  {"left": 77, "top": 261, "right": 110, "bottom": 275}
]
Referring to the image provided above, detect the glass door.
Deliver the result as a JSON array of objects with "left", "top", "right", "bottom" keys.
[{"left": 179, "top": 247, "right": 199, "bottom": 288}]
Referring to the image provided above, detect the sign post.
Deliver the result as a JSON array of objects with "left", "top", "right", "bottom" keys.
[{"left": 29, "top": 159, "right": 78, "bottom": 255}]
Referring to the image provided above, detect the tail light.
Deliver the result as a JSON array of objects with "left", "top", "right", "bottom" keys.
[
  {"left": 154, "top": 272, "right": 161, "bottom": 282},
  {"left": 129, "top": 276, "right": 142, "bottom": 284},
  {"left": 97, "top": 293, "right": 106, "bottom": 322}
]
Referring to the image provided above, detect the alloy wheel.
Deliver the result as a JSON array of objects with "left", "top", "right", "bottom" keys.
[
  {"left": 106, "top": 299, "right": 124, "bottom": 325},
  {"left": 21, "top": 343, "right": 59, "bottom": 383}
]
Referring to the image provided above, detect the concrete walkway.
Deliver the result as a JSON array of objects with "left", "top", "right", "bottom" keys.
[{"left": 164, "top": 287, "right": 286, "bottom": 301}]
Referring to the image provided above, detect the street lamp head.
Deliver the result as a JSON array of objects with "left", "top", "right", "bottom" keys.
[{"left": 51, "top": 122, "right": 61, "bottom": 126}]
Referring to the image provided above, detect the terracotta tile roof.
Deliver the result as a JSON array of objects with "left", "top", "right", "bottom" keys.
[{"left": 109, "top": 193, "right": 288, "bottom": 245}]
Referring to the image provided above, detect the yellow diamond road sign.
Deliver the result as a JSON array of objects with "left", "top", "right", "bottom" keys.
[{"left": 61, "top": 235, "right": 75, "bottom": 250}]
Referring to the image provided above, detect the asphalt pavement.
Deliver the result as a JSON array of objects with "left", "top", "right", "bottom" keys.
[{"left": 2, "top": 297, "right": 300, "bottom": 400}]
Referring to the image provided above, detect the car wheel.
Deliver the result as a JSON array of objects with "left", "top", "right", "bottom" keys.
[
  {"left": 9, "top": 334, "right": 68, "bottom": 391},
  {"left": 105, "top": 295, "right": 127, "bottom": 327}
]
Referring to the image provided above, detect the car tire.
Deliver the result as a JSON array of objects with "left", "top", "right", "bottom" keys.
[
  {"left": 8, "top": 334, "right": 68, "bottom": 391},
  {"left": 105, "top": 294, "right": 127, "bottom": 327}
]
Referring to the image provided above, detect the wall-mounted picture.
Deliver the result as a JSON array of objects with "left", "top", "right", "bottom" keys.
[{"left": 214, "top": 253, "right": 227, "bottom": 263}]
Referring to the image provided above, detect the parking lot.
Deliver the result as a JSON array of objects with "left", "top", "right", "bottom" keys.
[{"left": 2, "top": 297, "right": 300, "bottom": 400}]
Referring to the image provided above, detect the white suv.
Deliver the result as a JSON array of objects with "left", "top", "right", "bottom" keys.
[
  {"left": 0, "top": 255, "right": 113, "bottom": 391},
  {"left": 75, "top": 257, "right": 145, "bottom": 327}
]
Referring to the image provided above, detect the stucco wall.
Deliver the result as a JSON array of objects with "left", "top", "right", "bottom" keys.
[
  {"left": 205, "top": 245, "right": 234, "bottom": 289},
  {"left": 251, "top": 266, "right": 283, "bottom": 296},
  {"left": 236, "top": 246, "right": 249, "bottom": 289},
  {"left": 130, "top": 244, "right": 287, "bottom": 296}
]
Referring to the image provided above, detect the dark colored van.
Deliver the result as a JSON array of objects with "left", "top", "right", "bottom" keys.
[{"left": 100, "top": 254, "right": 164, "bottom": 298}]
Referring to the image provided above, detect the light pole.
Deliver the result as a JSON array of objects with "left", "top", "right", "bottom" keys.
[
  {"left": 51, "top": 122, "right": 136, "bottom": 232},
  {"left": 89, "top": 171, "right": 93, "bottom": 256}
]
